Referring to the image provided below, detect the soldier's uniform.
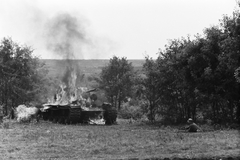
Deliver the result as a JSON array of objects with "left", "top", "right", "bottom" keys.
[{"left": 186, "top": 118, "right": 201, "bottom": 132}]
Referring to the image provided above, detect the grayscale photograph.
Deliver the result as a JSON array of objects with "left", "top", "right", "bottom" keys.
[{"left": 0, "top": 0, "right": 239, "bottom": 159}]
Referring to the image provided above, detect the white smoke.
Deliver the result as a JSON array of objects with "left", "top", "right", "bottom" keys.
[{"left": 16, "top": 105, "right": 38, "bottom": 122}]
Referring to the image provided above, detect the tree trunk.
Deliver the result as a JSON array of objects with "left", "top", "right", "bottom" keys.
[
  {"left": 187, "top": 104, "right": 190, "bottom": 119},
  {"left": 212, "top": 101, "right": 216, "bottom": 123},
  {"left": 113, "top": 96, "right": 117, "bottom": 108},
  {"left": 228, "top": 100, "right": 234, "bottom": 123},
  {"left": 191, "top": 104, "right": 196, "bottom": 122},
  {"left": 110, "top": 95, "right": 114, "bottom": 106},
  {"left": 118, "top": 98, "right": 121, "bottom": 110}
]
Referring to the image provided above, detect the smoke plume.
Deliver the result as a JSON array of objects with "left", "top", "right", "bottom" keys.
[
  {"left": 44, "top": 13, "right": 91, "bottom": 59},
  {"left": 0, "top": 0, "right": 117, "bottom": 59},
  {"left": 43, "top": 13, "right": 98, "bottom": 101}
]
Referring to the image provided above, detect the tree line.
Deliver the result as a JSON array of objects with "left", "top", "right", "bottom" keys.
[
  {"left": 100, "top": 12, "right": 240, "bottom": 125},
  {"left": 0, "top": 38, "right": 48, "bottom": 116},
  {"left": 0, "top": 9, "right": 239, "bottom": 126}
]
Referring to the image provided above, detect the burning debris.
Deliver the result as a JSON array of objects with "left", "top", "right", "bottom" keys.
[
  {"left": 49, "top": 84, "right": 97, "bottom": 109},
  {"left": 89, "top": 117, "right": 105, "bottom": 125}
]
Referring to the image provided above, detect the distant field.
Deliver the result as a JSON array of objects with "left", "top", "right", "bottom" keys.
[
  {"left": 41, "top": 59, "right": 144, "bottom": 78},
  {"left": 0, "top": 120, "right": 240, "bottom": 160}
]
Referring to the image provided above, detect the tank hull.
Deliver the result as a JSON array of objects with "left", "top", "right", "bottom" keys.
[{"left": 41, "top": 103, "right": 117, "bottom": 125}]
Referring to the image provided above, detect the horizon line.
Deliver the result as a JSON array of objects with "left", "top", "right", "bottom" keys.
[{"left": 40, "top": 58, "right": 146, "bottom": 60}]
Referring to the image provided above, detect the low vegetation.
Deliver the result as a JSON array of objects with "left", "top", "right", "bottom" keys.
[{"left": 0, "top": 120, "right": 239, "bottom": 160}]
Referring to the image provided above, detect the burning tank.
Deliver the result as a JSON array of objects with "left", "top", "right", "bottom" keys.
[
  {"left": 41, "top": 62, "right": 117, "bottom": 125},
  {"left": 42, "top": 80, "right": 117, "bottom": 125},
  {"left": 41, "top": 86, "right": 117, "bottom": 125}
]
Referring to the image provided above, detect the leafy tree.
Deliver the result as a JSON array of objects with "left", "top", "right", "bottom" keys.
[
  {"left": 235, "top": 67, "right": 240, "bottom": 83},
  {"left": 0, "top": 37, "right": 49, "bottom": 116},
  {"left": 100, "top": 56, "right": 135, "bottom": 110},
  {"left": 136, "top": 57, "right": 160, "bottom": 122},
  {"left": 140, "top": 12, "right": 240, "bottom": 124}
]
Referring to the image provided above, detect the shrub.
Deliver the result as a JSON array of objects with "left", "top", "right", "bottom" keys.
[
  {"left": 118, "top": 102, "right": 144, "bottom": 119},
  {"left": 2, "top": 120, "right": 10, "bottom": 129}
]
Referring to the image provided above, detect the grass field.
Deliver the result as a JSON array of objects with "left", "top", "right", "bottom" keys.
[{"left": 0, "top": 119, "right": 239, "bottom": 160}]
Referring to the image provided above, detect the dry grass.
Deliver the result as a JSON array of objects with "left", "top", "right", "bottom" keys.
[{"left": 0, "top": 119, "right": 239, "bottom": 160}]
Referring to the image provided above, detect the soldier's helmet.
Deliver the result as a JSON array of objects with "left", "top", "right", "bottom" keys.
[{"left": 187, "top": 118, "right": 193, "bottom": 123}]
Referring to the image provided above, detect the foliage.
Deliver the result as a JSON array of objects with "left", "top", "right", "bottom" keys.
[
  {"left": 139, "top": 11, "right": 240, "bottom": 124},
  {"left": 234, "top": 66, "right": 240, "bottom": 83},
  {"left": 135, "top": 57, "right": 162, "bottom": 122},
  {"left": 100, "top": 56, "right": 135, "bottom": 109},
  {"left": 0, "top": 37, "right": 49, "bottom": 115},
  {"left": 2, "top": 120, "right": 10, "bottom": 129},
  {"left": 118, "top": 101, "right": 144, "bottom": 119}
]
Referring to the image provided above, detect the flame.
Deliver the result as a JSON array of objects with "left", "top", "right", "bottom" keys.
[{"left": 49, "top": 64, "right": 93, "bottom": 109}]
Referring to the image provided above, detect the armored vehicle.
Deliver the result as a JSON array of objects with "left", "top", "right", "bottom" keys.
[{"left": 41, "top": 88, "right": 117, "bottom": 125}]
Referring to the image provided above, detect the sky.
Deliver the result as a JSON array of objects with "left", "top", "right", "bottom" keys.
[{"left": 0, "top": 0, "right": 237, "bottom": 59}]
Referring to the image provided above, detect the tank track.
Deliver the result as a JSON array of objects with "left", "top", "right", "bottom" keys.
[
  {"left": 42, "top": 103, "right": 118, "bottom": 125},
  {"left": 42, "top": 107, "right": 82, "bottom": 124},
  {"left": 67, "top": 107, "right": 82, "bottom": 124}
]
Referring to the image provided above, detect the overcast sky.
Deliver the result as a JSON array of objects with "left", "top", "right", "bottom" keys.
[{"left": 0, "top": 0, "right": 237, "bottom": 59}]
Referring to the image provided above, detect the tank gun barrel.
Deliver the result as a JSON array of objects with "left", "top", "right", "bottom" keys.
[{"left": 85, "top": 88, "right": 97, "bottom": 93}]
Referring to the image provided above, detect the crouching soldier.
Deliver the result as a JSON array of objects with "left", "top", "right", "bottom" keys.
[{"left": 186, "top": 118, "right": 202, "bottom": 132}]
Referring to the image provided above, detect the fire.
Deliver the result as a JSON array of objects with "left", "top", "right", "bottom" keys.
[
  {"left": 41, "top": 62, "right": 117, "bottom": 125},
  {"left": 48, "top": 63, "right": 95, "bottom": 110}
]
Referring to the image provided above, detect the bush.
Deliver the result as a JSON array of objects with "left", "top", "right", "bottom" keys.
[
  {"left": 118, "top": 102, "right": 144, "bottom": 119},
  {"left": 2, "top": 120, "right": 10, "bottom": 129}
]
